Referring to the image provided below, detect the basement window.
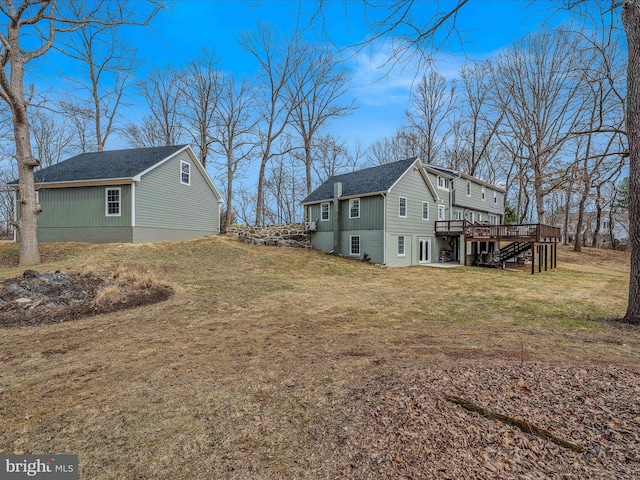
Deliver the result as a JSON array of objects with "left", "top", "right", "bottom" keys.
[{"left": 350, "top": 235, "right": 360, "bottom": 256}]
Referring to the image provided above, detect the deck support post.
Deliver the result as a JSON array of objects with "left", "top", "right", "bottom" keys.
[
  {"left": 538, "top": 244, "right": 542, "bottom": 273},
  {"left": 531, "top": 242, "right": 535, "bottom": 275}
]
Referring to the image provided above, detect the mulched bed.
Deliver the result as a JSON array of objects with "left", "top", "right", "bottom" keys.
[
  {"left": 333, "top": 362, "right": 640, "bottom": 479},
  {"left": 0, "top": 270, "right": 173, "bottom": 328}
]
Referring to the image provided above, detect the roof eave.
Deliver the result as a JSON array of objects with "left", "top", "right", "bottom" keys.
[{"left": 13, "top": 178, "right": 136, "bottom": 189}]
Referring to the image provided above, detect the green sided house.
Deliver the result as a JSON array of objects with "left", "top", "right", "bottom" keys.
[
  {"left": 13, "top": 144, "right": 223, "bottom": 243},
  {"left": 301, "top": 157, "right": 511, "bottom": 267},
  {"left": 301, "top": 157, "right": 441, "bottom": 267}
]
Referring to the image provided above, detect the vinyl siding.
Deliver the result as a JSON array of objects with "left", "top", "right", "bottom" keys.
[
  {"left": 38, "top": 226, "right": 133, "bottom": 243},
  {"left": 135, "top": 150, "right": 220, "bottom": 233},
  {"left": 385, "top": 167, "right": 438, "bottom": 266},
  {"left": 37, "top": 185, "right": 132, "bottom": 228},
  {"left": 340, "top": 230, "right": 384, "bottom": 264},
  {"left": 132, "top": 227, "right": 216, "bottom": 243},
  {"left": 307, "top": 202, "right": 334, "bottom": 232},
  {"left": 451, "top": 177, "right": 504, "bottom": 218},
  {"left": 340, "top": 195, "right": 384, "bottom": 230},
  {"left": 309, "top": 231, "right": 333, "bottom": 251}
]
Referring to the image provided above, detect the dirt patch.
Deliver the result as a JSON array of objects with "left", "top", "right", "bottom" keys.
[{"left": 0, "top": 269, "right": 173, "bottom": 328}]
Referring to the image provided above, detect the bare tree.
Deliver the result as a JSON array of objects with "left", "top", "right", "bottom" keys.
[
  {"left": 405, "top": 69, "right": 455, "bottom": 164},
  {"left": 210, "top": 76, "right": 258, "bottom": 231},
  {"left": 448, "top": 61, "right": 503, "bottom": 177},
  {"left": 265, "top": 153, "right": 305, "bottom": 224},
  {"left": 180, "top": 50, "right": 221, "bottom": 167},
  {"left": 366, "top": 126, "right": 422, "bottom": 165},
  {"left": 621, "top": 0, "right": 640, "bottom": 324},
  {"left": 124, "top": 65, "right": 184, "bottom": 148},
  {"left": 311, "top": 133, "right": 361, "bottom": 183},
  {"left": 239, "top": 24, "right": 302, "bottom": 225},
  {"left": 288, "top": 42, "right": 355, "bottom": 194},
  {"left": 30, "top": 110, "right": 74, "bottom": 168},
  {"left": 0, "top": 0, "right": 161, "bottom": 266},
  {"left": 492, "top": 29, "right": 589, "bottom": 224},
  {"left": 60, "top": 19, "right": 138, "bottom": 151}
]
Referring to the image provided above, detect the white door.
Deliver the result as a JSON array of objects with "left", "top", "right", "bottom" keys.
[{"left": 418, "top": 237, "right": 431, "bottom": 264}]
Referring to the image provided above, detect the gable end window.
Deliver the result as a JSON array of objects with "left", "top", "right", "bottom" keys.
[
  {"left": 466, "top": 181, "right": 471, "bottom": 196},
  {"left": 349, "top": 198, "right": 360, "bottom": 218},
  {"left": 106, "top": 187, "right": 121, "bottom": 216},
  {"left": 350, "top": 235, "right": 360, "bottom": 256},
  {"left": 494, "top": 191, "right": 498, "bottom": 204},
  {"left": 399, "top": 197, "right": 407, "bottom": 217},
  {"left": 181, "top": 160, "right": 191, "bottom": 185},
  {"left": 320, "top": 202, "right": 330, "bottom": 221},
  {"left": 422, "top": 201, "right": 429, "bottom": 220},
  {"left": 398, "top": 236, "right": 405, "bottom": 256},
  {"left": 481, "top": 187, "right": 486, "bottom": 201}
]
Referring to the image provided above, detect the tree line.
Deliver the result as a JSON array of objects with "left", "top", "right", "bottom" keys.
[{"left": 0, "top": 1, "right": 630, "bottom": 259}]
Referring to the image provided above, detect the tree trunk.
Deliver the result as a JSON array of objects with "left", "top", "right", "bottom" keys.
[
  {"left": 14, "top": 105, "right": 41, "bottom": 266},
  {"left": 623, "top": 0, "right": 640, "bottom": 324}
]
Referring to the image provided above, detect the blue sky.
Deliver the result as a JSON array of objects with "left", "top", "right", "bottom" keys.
[
  {"left": 90, "top": 0, "right": 563, "bottom": 152},
  {"left": 123, "top": 0, "right": 562, "bottom": 150}
]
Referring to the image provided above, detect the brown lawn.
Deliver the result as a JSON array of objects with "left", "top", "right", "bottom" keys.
[{"left": 0, "top": 237, "right": 637, "bottom": 479}]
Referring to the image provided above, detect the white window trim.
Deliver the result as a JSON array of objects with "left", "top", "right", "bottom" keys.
[
  {"left": 494, "top": 191, "right": 498, "bottom": 204},
  {"left": 469, "top": 211, "right": 475, "bottom": 223},
  {"left": 488, "top": 214, "right": 497, "bottom": 224},
  {"left": 349, "top": 198, "right": 360, "bottom": 219},
  {"left": 397, "top": 236, "right": 406, "bottom": 257},
  {"left": 180, "top": 160, "right": 191, "bottom": 186},
  {"left": 422, "top": 201, "right": 429, "bottom": 221},
  {"left": 320, "top": 202, "right": 330, "bottom": 221},
  {"left": 456, "top": 210, "right": 464, "bottom": 220},
  {"left": 105, "top": 187, "right": 122, "bottom": 217},
  {"left": 466, "top": 181, "right": 471, "bottom": 197},
  {"left": 437, "top": 176, "right": 450, "bottom": 191},
  {"left": 438, "top": 204, "right": 446, "bottom": 221},
  {"left": 477, "top": 213, "right": 482, "bottom": 222},
  {"left": 481, "top": 187, "right": 486, "bottom": 201},
  {"left": 349, "top": 235, "right": 360, "bottom": 256},
  {"left": 399, "top": 196, "right": 407, "bottom": 218}
]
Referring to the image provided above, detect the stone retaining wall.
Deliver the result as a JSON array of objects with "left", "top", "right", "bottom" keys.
[{"left": 227, "top": 223, "right": 310, "bottom": 248}]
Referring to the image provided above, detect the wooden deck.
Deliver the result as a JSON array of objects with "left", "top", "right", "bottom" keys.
[{"left": 435, "top": 220, "right": 561, "bottom": 243}]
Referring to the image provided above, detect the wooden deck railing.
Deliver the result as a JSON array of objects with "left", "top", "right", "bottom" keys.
[{"left": 435, "top": 221, "right": 561, "bottom": 242}]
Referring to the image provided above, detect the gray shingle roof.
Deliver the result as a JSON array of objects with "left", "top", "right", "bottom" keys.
[
  {"left": 14, "top": 145, "right": 188, "bottom": 184},
  {"left": 301, "top": 157, "right": 418, "bottom": 204}
]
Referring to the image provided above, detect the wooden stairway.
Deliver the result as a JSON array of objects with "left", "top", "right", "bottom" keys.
[{"left": 498, "top": 241, "right": 531, "bottom": 263}]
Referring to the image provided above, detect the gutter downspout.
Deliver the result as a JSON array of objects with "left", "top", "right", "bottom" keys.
[
  {"left": 382, "top": 192, "right": 387, "bottom": 266},
  {"left": 333, "top": 182, "right": 342, "bottom": 254}
]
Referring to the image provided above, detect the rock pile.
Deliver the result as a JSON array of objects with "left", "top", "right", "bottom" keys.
[{"left": 227, "top": 223, "right": 311, "bottom": 248}]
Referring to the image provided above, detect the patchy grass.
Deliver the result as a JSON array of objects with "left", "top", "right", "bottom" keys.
[{"left": 0, "top": 237, "right": 637, "bottom": 478}]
